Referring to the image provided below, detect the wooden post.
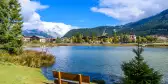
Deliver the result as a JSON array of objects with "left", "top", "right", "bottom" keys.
[
  {"left": 58, "top": 72, "right": 62, "bottom": 84},
  {"left": 78, "top": 74, "right": 82, "bottom": 84}
]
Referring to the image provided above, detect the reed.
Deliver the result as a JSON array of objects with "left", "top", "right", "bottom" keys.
[{"left": 0, "top": 50, "right": 55, "bottom": 68}]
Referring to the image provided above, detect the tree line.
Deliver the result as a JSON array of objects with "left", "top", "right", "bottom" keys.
[{"left": 56, "top": 32, "right": 158, "bottom": 44}]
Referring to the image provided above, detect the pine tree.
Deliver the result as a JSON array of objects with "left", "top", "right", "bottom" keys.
[
  {"left": 55, "top": 37, "right": 62, "bottom": 43},
  {"left": 0, "top": 0, "right": 23, "bottom": 54},
  {"left": 121, "top": 37, "right": 162, "bottom": 84},
  {"left": 0, "top": 0, "right": 10, "bottom": 44}
]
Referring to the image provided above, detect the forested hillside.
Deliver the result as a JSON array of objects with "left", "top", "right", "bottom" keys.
[
  {"left": 64, "top": 9, "right": 168, "bottom": 37},
  {"left": 64, "top": 26, "right": 122, "bottom": 37}
]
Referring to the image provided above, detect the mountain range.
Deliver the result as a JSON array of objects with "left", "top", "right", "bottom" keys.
[
  {"left": 64, "top": 9, "right": 168, "bottom": 37},
  {"left": 23, "top": 9, "right": 168, "bottom": 38},
  {"left": 22, "top": 29, "right": 53, "bottom": 38},
  {"left": 22, "top": 23, "right": 71, "bottom": 38}
]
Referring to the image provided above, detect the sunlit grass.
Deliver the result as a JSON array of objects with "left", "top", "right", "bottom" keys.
[{"left": 0, "top": 62, "right": 50, "bottom": 84}]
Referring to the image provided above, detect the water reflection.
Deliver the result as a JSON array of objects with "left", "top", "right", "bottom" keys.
[{"left": 27, "top": 46, "right": 168, "bottom": 83}]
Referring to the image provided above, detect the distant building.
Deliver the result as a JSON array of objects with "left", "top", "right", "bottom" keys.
[
  {"left": 129, "top": 34, "right": 136, "bottom": 42},
  {"left": 23, "top": 35, "right": 57, "bottom": 43},
  {"left": 23, "top": 36, "right": 31, "bottom": 42},
  {"left": 31, "top": 35, "right": 46, "bottom": 43},
  {"left": 158, "top": 36, "right": 167, "bottom": 40},
  {"left": 46, "top": 38, "right": 56, "bottom": 43},
  {"left": 129, "top": 29, "right": 136, "bottom": 42},
  {"left": 152, "top": 35, "right": 168, "bottom": 42}
]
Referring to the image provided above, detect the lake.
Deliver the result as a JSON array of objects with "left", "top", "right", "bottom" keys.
[{"left": 27, "top": 46, "right": 168, "bottom": 83}]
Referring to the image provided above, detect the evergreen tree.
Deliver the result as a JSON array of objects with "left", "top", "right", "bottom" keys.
[
  {"left": 120, "top": 34, "right": 130, "bottom": 43},
  {"left": 113, "top": 32, "right": 119, "bottom": 43},
  {"left": 136, "top": 36, "right": 142, "bottom": 43},
  {"left": 109, "top": 38, "right": 113, "bottom": 43},
  {"left": 121, "top": 38, "right": 162, "bottom": 84},
  {"left": 71, "top": 36, "right": 77, "bottom": 43},
  {"left": 91, "top": 35, "right": 97, "bottom": 43},
  {"left": 0, "top": 0, "right": 10, "bottom": 44},
  {"left": 55, "top": 37, "right": 62, "bottom": 43},
  {"left": 146, "top": 36, "right": 157, "bottom": 43},
  {"left": 102, "top": 38, "right": 108, "bottom": 43},
  {"left": 141, "top": 37, "right": 148, "bottom": 43},
  {"left": 75, "top": 33, "right": 83, "bottom": 43},
  {"left": 0, "top": 0, "right": 23, "bottom": 54},
  {"left": 83, "top": 36, "right": 90, "bottom": 43}
]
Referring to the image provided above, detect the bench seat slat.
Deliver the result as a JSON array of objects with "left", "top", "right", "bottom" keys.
[{"left": 53, "top": 71, "right": 90, "bottom": 83}]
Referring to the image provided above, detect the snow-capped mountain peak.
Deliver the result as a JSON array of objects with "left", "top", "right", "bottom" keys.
[{"left": 23, "top": 21, "right": 78, "bottom": 37}]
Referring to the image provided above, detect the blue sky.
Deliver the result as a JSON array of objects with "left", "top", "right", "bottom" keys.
[
  {"left": 36, "top": 0, "right": 119, "bottom": 28},
  {"left": 20, "top": 0, "right": 168, "bottom": 37}
]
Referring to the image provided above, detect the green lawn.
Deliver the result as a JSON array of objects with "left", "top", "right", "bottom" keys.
[{"left": 0, "top": 62, "right": 50, "bottom": 84}]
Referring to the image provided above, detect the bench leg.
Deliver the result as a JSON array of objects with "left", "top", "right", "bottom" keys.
[
  {"left": 78, "top": 74, "right": 82, "bottom": 84},
  {"left": 58, "top": 72, "right": 62, "bottom": 84}
]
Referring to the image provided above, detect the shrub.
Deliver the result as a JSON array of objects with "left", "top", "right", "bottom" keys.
[
  {"left": 32, "top": 40, "right": 40, "bottom": 44},
  {"left": 0, "top": 50, "right": 55, "bottom": 68}
]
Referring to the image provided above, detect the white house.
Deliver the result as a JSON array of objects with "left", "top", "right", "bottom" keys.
[{"left": 23, "top": 36, "right": 31, "bottom": 42}]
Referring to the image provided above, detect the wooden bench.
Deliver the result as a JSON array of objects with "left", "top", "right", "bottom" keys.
[{"left": 53, "top": 71, "right": 90, "bottom": 84}]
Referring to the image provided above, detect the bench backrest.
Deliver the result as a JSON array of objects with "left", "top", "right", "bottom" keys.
[{"left": 53, "top": 71, "right": 90, "bottom": 84}]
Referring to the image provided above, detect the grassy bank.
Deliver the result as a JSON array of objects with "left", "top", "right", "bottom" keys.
[
  {"left": 24, "top": 43, "right": 137, "bottom": 47},
  {"left": 144, "top": 43, "right": 168, "bottom": 47},
  {"left": 0, "top": 62, "right": 50, "bottom": 84},
  {"left": 0, "top": 50, "right": 55, "bottom": 84},
  {"left": 24, "top": 43, "right": 168, "bottom": 47}
]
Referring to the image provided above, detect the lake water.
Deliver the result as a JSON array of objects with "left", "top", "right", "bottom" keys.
[{"left": 27, "top": 46, "right": 168, "bottom": 83}]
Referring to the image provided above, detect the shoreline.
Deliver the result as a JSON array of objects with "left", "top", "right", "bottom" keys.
[
  {"left": 0, "top": 50, "right": 55, "bottom": 84},
  {"left": 24, "top": 43, "right": 168, "bottom": 48}
]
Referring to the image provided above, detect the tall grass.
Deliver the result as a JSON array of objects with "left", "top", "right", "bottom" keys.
[{"left": 0, "top": 50, "right": 55, "bottom": 68}]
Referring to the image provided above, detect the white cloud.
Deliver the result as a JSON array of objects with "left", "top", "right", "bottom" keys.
[
  {"left": 91, "top": 0, "right": 168, "bottom": 23},
  {"left": 18, "top": 0, "right": 77, "bottom": 37},
  {"left": 18, "top": 0, "right": 48, "bottom": 22},
  {"left": 23, "top": 21, "right": 77, "bottom": 37}
]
